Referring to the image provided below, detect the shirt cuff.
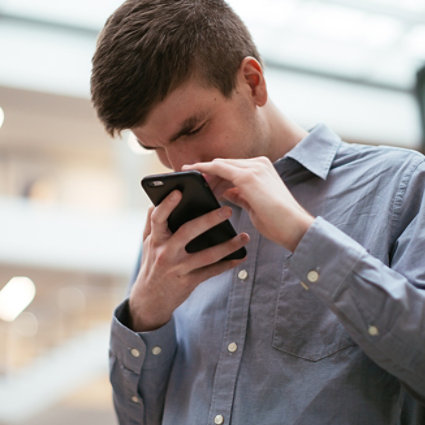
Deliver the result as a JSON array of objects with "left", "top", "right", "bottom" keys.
[
  {"left": 111, "top": 298, "right": 177, "bottom": 373},
  {"left": 289, "top": 216, "right": 365, "bottom": 299}
]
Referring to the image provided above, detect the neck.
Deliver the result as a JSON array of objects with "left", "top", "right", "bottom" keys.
[{"left": 264, "top": 101, "right": 308, "bottom": 161}]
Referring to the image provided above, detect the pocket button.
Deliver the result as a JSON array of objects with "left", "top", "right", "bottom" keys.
[
  {"left": 368, "top": 325, "right": 379, "bottom": 336},
  {"left": 307, "top": 270, "right": 319, "bottom": 283}
]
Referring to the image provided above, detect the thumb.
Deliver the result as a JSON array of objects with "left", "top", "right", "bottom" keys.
[{"left": 223, "top": 188, "right": 250, "bottom": 211}]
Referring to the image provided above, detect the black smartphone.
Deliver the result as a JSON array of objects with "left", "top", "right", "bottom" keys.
[{"left": 141, "top": 170, "right": 246, "bottom": 260}]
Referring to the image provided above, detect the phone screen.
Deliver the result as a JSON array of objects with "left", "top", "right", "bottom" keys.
[{"left": 141, "top": 170, "right": 246, "bottom": 260}]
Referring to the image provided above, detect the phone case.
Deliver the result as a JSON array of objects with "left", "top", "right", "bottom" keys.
[{"left": 141, "top": 170, "right": 246, "bottom": 260}]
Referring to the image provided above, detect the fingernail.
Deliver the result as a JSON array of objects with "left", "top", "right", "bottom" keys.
[
  {"left": 170, "top": 190, "right": 180, "bottom": 200},
  {"left": 240, "top": 233, "right": 250, "bottom": 242}
]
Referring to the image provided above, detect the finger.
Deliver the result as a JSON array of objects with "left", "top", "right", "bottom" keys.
[
  {"left": 193, "top": 173, "right": 234, "bottom": 201},
  {"left": 222, "top": 187, "right": 250, "bottom": 211},
  {"left": 150, "top": 190, "right": 182, "bottom": 235},
  {"left": 174, "top": 205, "right": 233, "bottom": 245},
  {"left": 209, "top": 177, "right": 235, "bottom": 200},
  {"left": 143, "top": 205, "right": 154, "bottom": 240},
  {"left": 184, "top": 157, "right": 269, "bottom": 174},
  {"left": 183, "top": 160, "right": 253, "bottom": 199},
  {"left": 189, "top": 253, "right": 248, "bottom": 284},
  {"left": 183, "top": 158, "right": 253, "bottom": 171},
  {"left": 183, "top": 159, "right": 250, "bottom": 183},
  {"left": 183, "top": 232, "right": 250, "bottom": 272}
]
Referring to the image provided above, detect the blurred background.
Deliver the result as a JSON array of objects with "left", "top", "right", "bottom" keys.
[{"left": 0, "top": 0, "right": 424, "bottom": 424}]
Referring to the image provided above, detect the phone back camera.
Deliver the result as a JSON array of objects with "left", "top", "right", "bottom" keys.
[{"left": 148, "top": 180, "right": 165, "bottom": 187}]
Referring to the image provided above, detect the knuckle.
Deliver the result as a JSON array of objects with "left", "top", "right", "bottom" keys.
[
  {"left": 150, "top": 206, "right": 161, "bottom": 223},
  {"left": 256, "top": 156, "right": 271, "bottom": 171},
  {"left": 151, "top": 207, "right": 159, "bottom": 222},
  {"left": 155, "top": 247, "right": 170, "bottom": 266}
]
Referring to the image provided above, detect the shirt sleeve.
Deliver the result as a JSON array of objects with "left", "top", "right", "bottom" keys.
[
  {"left": 109, "top": 298, "right": 177, "bottom": 425},
  {"left": 289, "top": 158, "right": 425, "bottom": 402}
]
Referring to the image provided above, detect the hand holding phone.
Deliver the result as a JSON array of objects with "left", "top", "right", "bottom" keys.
[{"left": 141, "top": 170, "right": 247, "bottom": 260}]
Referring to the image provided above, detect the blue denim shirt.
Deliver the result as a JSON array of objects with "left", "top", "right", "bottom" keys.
[{"left": 110, "top": 124, "right": 425, "bottom": 425}]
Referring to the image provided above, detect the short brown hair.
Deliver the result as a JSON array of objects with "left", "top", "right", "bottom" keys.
[{"left": 90, "top": 0, "right": 261, "bottom": 136}]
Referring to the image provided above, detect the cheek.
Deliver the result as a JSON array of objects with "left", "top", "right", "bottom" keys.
[{"left": 212, "top": 123, "right": 247, "bottom": 158}]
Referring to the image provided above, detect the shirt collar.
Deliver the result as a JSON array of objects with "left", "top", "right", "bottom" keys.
[{"left": 274, "top": 123, "right": 342, "bottom": 180}]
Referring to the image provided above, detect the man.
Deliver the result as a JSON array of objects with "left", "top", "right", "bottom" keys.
[{"left": 91, "top": 1, "right": 425, "bottom": 424}]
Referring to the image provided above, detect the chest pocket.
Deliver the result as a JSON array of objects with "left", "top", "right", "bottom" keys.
[{"left": 272, "top": 267, "right": 354, "bottom": 361}]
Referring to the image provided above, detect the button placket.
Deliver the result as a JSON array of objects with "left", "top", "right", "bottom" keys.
[{"left": 208, "top": 212, "right": 259, "bottom": 425}]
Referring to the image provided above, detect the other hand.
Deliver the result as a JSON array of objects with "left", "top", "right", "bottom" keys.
[{"left": 183, "top": 156, "right": 314, "bottom": 251}]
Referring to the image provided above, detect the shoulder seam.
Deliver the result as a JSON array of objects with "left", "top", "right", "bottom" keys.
[{"left": 389, "top": 155, "right": 425, "bottom": 242}]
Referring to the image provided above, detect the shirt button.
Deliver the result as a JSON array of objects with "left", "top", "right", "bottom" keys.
[
  {"left": 130, "top": 348, "right": 140, "bottom": 358},
  {"left": 227, "top": 342, "right": 238, "bottom": 353},
  {"left": 152, "top": 346, "right": 162, "bottom": 355},
  {"left": 237, "top": 269, "right": 248, "bottom": 280},
  {"left": 214, "top": 414, "right": 224, "bottom": 425},
  {"left": 131, "top": 395, "right": 140, "bottom": 403},
  {"left": 368, "top": 325, "right": 379, "bottom": 336},
  {"left": 307, "top": 270, "right": 319, "bottom": 283}
]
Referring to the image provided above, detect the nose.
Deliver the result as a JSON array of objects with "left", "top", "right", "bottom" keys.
[{"left": 164, "top": 146, "right": 201, "bottom": 172}]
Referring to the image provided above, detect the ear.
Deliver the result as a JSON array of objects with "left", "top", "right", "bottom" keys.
[{"left": 238, "top": 57, "right": 268, "bottom": 107}]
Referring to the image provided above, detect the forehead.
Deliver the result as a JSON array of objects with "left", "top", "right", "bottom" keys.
[{"left": 133, "top": 79, "right": 224, "bottom": 138}]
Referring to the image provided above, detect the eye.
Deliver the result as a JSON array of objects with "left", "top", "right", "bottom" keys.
[
  {"left": 185, "top": 123, "right": 205, "bottom": 137},
  {"left": 140, "top": 144, "right": 157, "bottom": 151},
  {"left": 127, "top": 135, "right": 157, "bottom": 154}
]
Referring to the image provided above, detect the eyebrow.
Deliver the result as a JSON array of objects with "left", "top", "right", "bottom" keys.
[
  {"left": 136, "top": 110, "right": 208, "bottom": 150},
  {"left": 169, "top": 111, "right": 208, "bottom": 142}
]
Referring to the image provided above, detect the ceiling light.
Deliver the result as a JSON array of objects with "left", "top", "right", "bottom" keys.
[{"left": 0, "top": 277, "right": 36, "bottom": 322}]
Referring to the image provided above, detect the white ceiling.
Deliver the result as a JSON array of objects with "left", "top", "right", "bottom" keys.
[
  {"left": 0, "top": 0, "right": 424, "bottom": 96},
  {"left": 234, "top": 0, "right": 425, "bottom": 91},
  {"left": 0, "top": 0, "right": 423, "bottom": 150}
]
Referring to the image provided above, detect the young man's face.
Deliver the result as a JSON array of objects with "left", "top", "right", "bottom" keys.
[{"left": 131, "top": 70, "right": 268, "bottom": 171}]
